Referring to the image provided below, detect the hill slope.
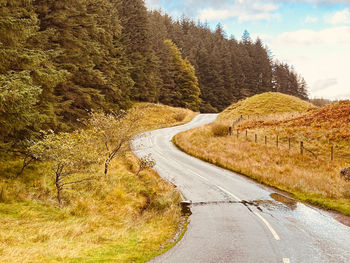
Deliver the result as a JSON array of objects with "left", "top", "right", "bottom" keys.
[
  {"left": 0, "top": 103, "right": 196, "bottom": 263},
  {"left": 218, "top": 92, "right": 314, "bottom": 121}
]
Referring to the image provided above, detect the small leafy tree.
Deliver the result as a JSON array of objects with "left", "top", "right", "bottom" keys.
[
  {"left": 88, "top": 109, "right": 144, "bottom": 176},
  {"left": 30, "top": 130, "right": 103, "bottom": 205}
]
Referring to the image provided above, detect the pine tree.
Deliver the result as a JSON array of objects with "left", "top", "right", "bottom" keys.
[
  {"left": 161, "top": 40, "right": 200, "bottom": 111},
  {"left": 0, "top": 0, "right": 67, "bottom": 145},
  {"left": 34, "top": 0, "right": 133, "bottom": 125},
  {"left": 117, "top": 0, "right": 159, "bottom": 102}
]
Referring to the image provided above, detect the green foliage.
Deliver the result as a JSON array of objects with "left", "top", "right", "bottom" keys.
[
  {"left": 118, "top": 0, "right": 160, "bottom": 102},
  {"left": 0, "top": 0, "right": 69, "bottom": 147},
  {"left": 34, "top": 0, "right": 133, "bottom": 124},
  {"left": 30, "top": 129, "right": 103, "bottom": 204},
  {"left": 161, "top": 39, "right": 201, "bottom": 111},
  {"left": 0, "top": 72, "right": 41, "bottom": 142}
]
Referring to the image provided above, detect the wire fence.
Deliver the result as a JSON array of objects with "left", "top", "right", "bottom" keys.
[{"left": 227, "top": 116, "right": 349, "bottom": 163}]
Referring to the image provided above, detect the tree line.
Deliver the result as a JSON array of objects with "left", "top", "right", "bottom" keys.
[{"left": 0, "top": 0, "right": 308, "bottom": 149}]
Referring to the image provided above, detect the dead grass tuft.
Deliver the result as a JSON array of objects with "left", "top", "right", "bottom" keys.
[{"left": 211, "top": 123, "right": 230, "bottom": 137}]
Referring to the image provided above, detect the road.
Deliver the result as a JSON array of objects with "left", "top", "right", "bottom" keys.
[{"left": 131, "top": 114, "right": 350, "bottom": 263}]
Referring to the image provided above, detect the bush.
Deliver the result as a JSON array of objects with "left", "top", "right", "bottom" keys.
[
  {"left": 211, "top": 123, "right": 230, "bottom": 137},
  {"left": 174, "top": 111, "right": 187, "bottom": 122}
]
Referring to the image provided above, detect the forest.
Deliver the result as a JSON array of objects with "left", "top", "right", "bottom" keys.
[{"left": 0, "top": 0, "right": 308, "bottom": 149}]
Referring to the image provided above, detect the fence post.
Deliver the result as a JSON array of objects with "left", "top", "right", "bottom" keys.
[
  {"left": 300, "top": 141, "right": 304, "bottom": 155},
  {"left": 288, "top": 138, "right": 291, "bottom": 150},
  {"left": 246, "top": 130, "right": 248, "bottom": 139},
  {"left": 276, "top": 135, "right": 279, "bottom": 148},
  {"left": 255, "top": 134, "right": 257, "bottom": 143},
  {"left": 229, "top": 126, "right": 232, "bottom": 136},
  {"left": 265, "top": 136, "right": 267, "bottom": 145},
  {"left": 331, "top": 146, "right": 334, "bottom": 161}
]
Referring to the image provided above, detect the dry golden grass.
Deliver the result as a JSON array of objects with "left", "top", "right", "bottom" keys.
[
  {"left": 0, "top": 103, "right": 196, "bottom": 263},
  {"left": 174, "top": 101, "right": 350, "bottom": 216},
  {"left": 132, "top": 102, "right": 196, "bottom": 132},
  {"left": 219, "top": 92, "right": 315, "bottom": 121}
]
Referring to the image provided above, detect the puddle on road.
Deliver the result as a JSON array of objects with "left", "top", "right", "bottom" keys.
[
  {"left": 241, "top": 193, "right": 297, "bottom": 212},
  {"left": 181, "top": 193, "right": 298, "bottom": 215},
  {"left": 270, "top": 193, "right": 297, "bottom": 210}
]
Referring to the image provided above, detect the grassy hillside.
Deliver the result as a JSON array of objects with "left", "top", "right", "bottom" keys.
[
  {"left": 174, "top": 98, "right": 350, "bottom": 216},
  {"left": 218, "top": 92, "right": 315, "bottom": 121},
  {"left": 0, "top": 104, "right": 196, "bottom": 263}
]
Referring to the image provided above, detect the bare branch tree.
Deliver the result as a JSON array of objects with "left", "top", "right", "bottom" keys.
[
  {"left": 136, "top": 154, "right": 155, "bottom": 177},
  {"left": 87, "top": 109, "right": 144, "bottom": 176},
  {"left": 30, "top": 129, "right": 103, "bottom": 205}
]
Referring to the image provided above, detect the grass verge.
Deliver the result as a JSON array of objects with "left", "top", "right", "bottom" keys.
[
  {"left": 0, "top": 103, "right": 197, "bottom": 263},
  {"left": 174, "top": 120, "right": 350, "bottom": 216}
]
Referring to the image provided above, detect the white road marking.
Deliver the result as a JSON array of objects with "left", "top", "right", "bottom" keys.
[
  {"left": 216, "top": 185, "right": 242, "bottom": 202},
  {"left": 191, "top": 171, "right": 210, "bottom": 182},
  {"left": 283, "top": 258, "right": 290, "bottom": 263},
  {"left": 152, "top": 141, "right": 282, "bottom": 243},
  {"left": 254, "top": 211, "right": 280, "bottom": 240}
]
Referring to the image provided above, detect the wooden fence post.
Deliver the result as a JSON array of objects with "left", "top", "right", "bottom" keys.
[
  {"left": 288, "top": 138, "right": 291, "bottom": 150},
  {"left": 276, "top": 135, "right": 279, "bottom": 148},
  {"left": 255, "top": 134, "right": 257, "bottom": 143},
  {"left": 265, "top": 136, "right": 267, "bottom": 145},
  {"left": 246, "top": 130, "right": 248, "bottom": 139},
  {"left": 300, "top": 141, "right": 304, "bottom": 155},
  {"left": 331, "top": 146, "right": 334, "bottom": 161},
  {"left": 229, "top": 126, "right": 232, "bottom": 136}
]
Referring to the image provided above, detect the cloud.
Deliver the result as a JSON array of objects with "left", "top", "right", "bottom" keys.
[
  {"left": 324, "top": 8, "right": 350, "bottom": 25},
  {"left": 313, "top": 78, "right": 338, "bottom": 92},
  {"left": 304, "top": 15, "right": 318, "bottom": 23},
  {"left": 146, "top": 0, "right": 279, "bottom": 21},
  {"left": 260, "top": 26, "right": 350, "bottom": 99},
  {"left": 269, "top": 26, "right": 350, "bottom": 45},
  {"left": 198, "top": 1, "right": 279, "bottom": 22},
  {"left": 145, "top": 0, "right": 161, "bottom": 9}
]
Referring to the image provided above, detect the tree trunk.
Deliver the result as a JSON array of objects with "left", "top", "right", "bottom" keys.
[
  {"left": 55, "top": 163, "right": 63, "bottom": 206},
  {"left": 104, "top": 160, "right": 109, "bottom": 176},
  {"left": 57, "top": 187, "right": 62, "bottom": 206}
]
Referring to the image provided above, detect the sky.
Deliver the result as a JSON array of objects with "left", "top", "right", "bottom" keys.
[{"left": 145, "top": 0, "right": 350, "bottom": 100}]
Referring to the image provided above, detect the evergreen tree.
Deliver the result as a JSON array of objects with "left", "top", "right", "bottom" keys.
[
  {"left": 0, "top": 0, "right": 67, "bottom": 145},
  {"left": 161, "top": 40, "right": 201, "bottom": 111},
  {"left": 34, "top": 0, "right": 133, "bottom": 125},
  {"left": 117, "top": 0, "right": 159, "bottom": 102}
]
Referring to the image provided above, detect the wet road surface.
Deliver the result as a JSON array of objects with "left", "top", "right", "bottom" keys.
[{"left": 131, "top": 114, "right": 350, "bottom": 263}]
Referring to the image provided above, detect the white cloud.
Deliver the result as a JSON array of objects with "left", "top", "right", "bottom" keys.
[
  {"left": 198, "top": 0, "right": 279, "bottom": 22},
  {"left": 304, "top": 15, "right": 318, "bottom": 23},
  {"left": 260, "top": 27, "right": 350, "bottom": 99},
  {"left": 324, "top": 8, "right": 350, "bottom": 25},
  {"left": 145, "top": 0, "right": 160, "bottom": 9}
]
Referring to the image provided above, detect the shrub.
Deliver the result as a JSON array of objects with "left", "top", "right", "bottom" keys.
[
  {"left": 174, "top": 111, "right": 187, "bottom": 122},
  {"left": 211, "top": 123, "right": 230, "bottom": 137}
]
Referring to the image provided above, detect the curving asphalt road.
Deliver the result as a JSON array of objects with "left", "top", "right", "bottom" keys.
[{"left": 131, "top": 114, "right": 350, "bottom": 263}]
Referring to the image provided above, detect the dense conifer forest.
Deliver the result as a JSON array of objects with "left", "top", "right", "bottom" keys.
[{"left": 0, "top": 0, "right": 308, "bottom": 148}]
